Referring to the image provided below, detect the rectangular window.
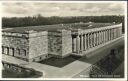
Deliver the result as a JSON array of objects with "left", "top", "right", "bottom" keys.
[
  {"left": 23, "top": 49, "right": 26, "bottom": 56},
  {"left": 10, "top": 48, "right": 14, "bottom": 56},
  {"left": 4, "top": 47, "right": 7, "bottom": 54},
  {"left": 17, "top": 49, "right": 20, "bottom": 55},
  {"left": 7, "top": 47, "right": 9, "bottom": 55},
  {"left": 2, "top": 46, "right": 4, "bottom": 54},
  {"left": 20, "top": 49, "right": 26, "bottom": 56}
]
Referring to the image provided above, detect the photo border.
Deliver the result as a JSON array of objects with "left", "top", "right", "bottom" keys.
[{"left": 0, "top": 0, "right": 127, "bottom": 80}]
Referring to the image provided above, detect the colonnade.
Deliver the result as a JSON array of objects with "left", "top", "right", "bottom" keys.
[{"left": 72, "top": 27, "right": 122, "bottom": 53}]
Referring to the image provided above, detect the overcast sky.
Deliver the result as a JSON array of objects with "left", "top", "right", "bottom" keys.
[{"left": 2, "top": 2, "right": 125, "bottom": 17}]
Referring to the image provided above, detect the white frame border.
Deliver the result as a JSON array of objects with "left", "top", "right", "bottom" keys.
[{"left": 0, "top": 1, "right": 127, "bottom": 80}]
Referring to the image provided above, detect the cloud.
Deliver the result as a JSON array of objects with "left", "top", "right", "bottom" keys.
[{"left": 2, "top": 2, "right": 125, "bottom": 17}]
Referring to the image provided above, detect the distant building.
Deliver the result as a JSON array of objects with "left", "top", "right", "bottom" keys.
[{"left": 2, "top": 23, "right": 123, "bottom": 62}]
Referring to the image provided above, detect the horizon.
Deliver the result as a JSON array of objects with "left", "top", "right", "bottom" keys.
[{"left": 2, "top": 14, "right": 124, "bottom": 18}]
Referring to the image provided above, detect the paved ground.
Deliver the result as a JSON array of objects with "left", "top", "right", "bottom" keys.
[
  {"left": 73, "top": 37, "right": 124, "bottom": 78},
  {"left": 39, "top": 55, "right": 81, "bottom": 68},
  {"left": 2, "top": 36, "right": 124, "bottom": 78}
]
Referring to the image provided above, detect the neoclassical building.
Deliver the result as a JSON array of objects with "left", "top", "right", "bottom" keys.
[{"left": 2, "top": 23, "right": 122, "bottom": 62}]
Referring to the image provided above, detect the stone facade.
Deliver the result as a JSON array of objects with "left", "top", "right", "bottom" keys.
[
  {"left": 48, "top": 31, "right": 62, "bottom": 56},
  {"left": 28, "top": 31, "right": 48, "bottom": 62},
  {"left": 2, "top": 32, "right": 29, "bottom": 61},
  {"left": 62, "top": 30, "right": 72, "bottom": 57},
  {"left": 2, "top": 30, "right": 48, "bottom": 62},
  {"left": 48, "top": 30, "right": 72, "bottom": 58},
  {"left": 2, "top": 23, "right": 123, "bottom": 62}
]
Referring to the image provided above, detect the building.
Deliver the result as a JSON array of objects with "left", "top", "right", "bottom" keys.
[{"left": 2, "top": 23, "right": 123, "bottom": 62}]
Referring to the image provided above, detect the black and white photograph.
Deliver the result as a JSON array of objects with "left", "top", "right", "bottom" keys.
[{"left": 1, "top": 1, "right": 127, "bottom": 79}]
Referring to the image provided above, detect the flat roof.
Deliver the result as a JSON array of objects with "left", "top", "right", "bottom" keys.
[{"left": 2, "top": 23, "right": 118, "bottom": 33}]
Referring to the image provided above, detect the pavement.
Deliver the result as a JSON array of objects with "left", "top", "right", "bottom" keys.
[
  {"left": 2, "top": 36, "right": 124, "bottom": 78},
  {"left": 73, "top": 37, "right": 124, "bottom": 78}
]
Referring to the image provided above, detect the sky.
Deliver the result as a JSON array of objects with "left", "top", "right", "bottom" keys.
[{"left": 2, "top": 2, "right": 125, "bottom": 17}]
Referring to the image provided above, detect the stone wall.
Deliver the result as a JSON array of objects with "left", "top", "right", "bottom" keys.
[
  {"left": 48, "top": 30, "right": 72, "bottom": 57},
  {"left": 48, "top": 31, "right": 62, "bottom": 56},
  {"left": 2, "top": 32, "right": 29, "bottom": 60},
  {"left": 29, "top": 31, "right": 48, "bottom": 61},
  {"left": 62, "top": 30, "right": 72, "bottom": 57}
]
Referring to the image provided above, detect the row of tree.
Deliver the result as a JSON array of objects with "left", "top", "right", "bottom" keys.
[{"left": 2, "top": 15, "right": 124, "bottom": 32}]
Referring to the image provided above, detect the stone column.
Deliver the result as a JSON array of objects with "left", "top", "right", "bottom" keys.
[
  {"left": 91, "top": 32, "right": 94, "bottom": 47},
  {"left": 118, "top": 28, "right": 120, "bottom": 37},
  {"left": 104, "top": 30, "right": 106, "bottom": 42},
  {"left": 112, "top": 29, "right": 114, "bottom": 40},
  {"left": 103, "top": 30, "right": 105, "bottom": 43},
  {"left": 110, "top": 29, "right": 111, "bottom": 40},
  {"left": 96, "top": 32, "right": 98, "bottom": 46},
  {"left": 107, "top": 30, "right": 109, "bottom": 41},
  {"left": 105, "top": 30, "right": 107, "bottom": 42},
  {"left": 114, "top": 28, "right": 116, "bottom": 39},
  {"left": 86, "top": 34, "right": 89, "bottom": 49},
  {"left": 98, "top": 32, "right": 100, "bottom": 44},
  {"left": 72, "top": 36, "right": 76, "bottom": 52},
  {"left": 102, "top": 31, "right": 104, "bottom": 43},
  {"left": 113, "top": 28, "right": 115, "bottom": 39},
  {"left": 93, "top": 33, "right": 95, "bottom": 47},
  {"left": 83, "top": 35, "right": 85, "bottom": 50},
  {"left": 97, "top": 32, "right": 99, "bottom": 45},
  {"left": 101, "top": 31, "right": 103, "bottom": 44},
  {"left": 76, "top": 35, "right": 80, "bottom": 53},
  {"left": 101, "top": 31, "right": 104, "bottom": 44},
  {"left": 108, "top": 30, "right": 110, "bottom": 41},
  {"left": 72, "top": 36, "right": 74, "bottom": 52},
  {"left": 88, "top": 33, "right": 90, "bottom": 49},
  {"left": 104, "top": 30, "right": 106, "bottom": 43},
  {"left": 120, "top": 27, "right": 122, "bottom": 36},
  {"left": 117, "top": 28, "right": 119, "bottom": 38},
  {"left": 84, "top": 34, "right": 87, "bottom": 50},
  {"left": 100, "top": 31, "right": 102, "bottom": 44},
  {"left": 116, "top": 28, "right": 118, "bottom": 37},
  {"left": 92, "top": 33, "right": 94, "bottom": 47},
  {"left": 74, "top": 37, "right": 76, "bottom": 52},
  {"left": 99, "top": 31, "right": 101, "bottom": 44},
  {"left": 116, "top": 28, "right": 117, "bottom": 38},
  {"left": 92, "top": 32, "right": 94, "bottom": 47},
  {"left": 113, "top": 29, "right": 115, "bottom": 39},
  {"left": 89, "top": 33, "right": 91, "bottom": 48},
  {"left": 93, "top": 32, "right": 96, "bottom": 47},
  {"left": 110, "top": 29, "right": 112, "bottom": 40},
  {"left": 109, "top": 29, "right": 111, "bottom": 41},
  {"left": 108, "top": 30, "right": 109, "bottom": 41},
  {"left": 80, "top": 35, "right": 83, "bottom": 52},
  {"left": 85, "top": 34, "right": 87, "bottom": 50},
  {"left": 98, "top": 31, "right": 100, "bottom": 45}
]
